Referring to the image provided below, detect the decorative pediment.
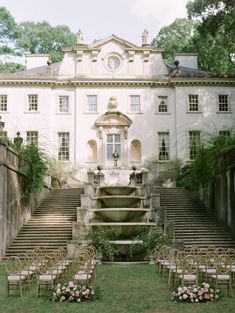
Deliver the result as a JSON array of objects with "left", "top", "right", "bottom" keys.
[
  {"left": 89, "top": 34, "right": 138, "bottom": 50},
  {"left": 95, "top": 111, "right": 132, "bottom": 128}
]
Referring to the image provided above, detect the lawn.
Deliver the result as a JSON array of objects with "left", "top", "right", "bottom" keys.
[{"left": 1, "top": 262, "right": 235, "bottom": 313}]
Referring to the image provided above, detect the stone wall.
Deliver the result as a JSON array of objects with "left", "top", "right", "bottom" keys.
[
  {"left": 0, "top": 140, "right": 50, "bottom": 259},
  {"left": 200, "top": 145, "right": 235, "bottom": 236}
]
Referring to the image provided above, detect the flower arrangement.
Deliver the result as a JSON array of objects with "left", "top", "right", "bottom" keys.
[
  {"left": 172, "top": 283, "right": 223, "bottom": 303},
  {"left": 129, "top": 226, "right": 170, "bottom": 258},
  {"left": 50, "top": 281, "right": 101, "bottom": 303}
]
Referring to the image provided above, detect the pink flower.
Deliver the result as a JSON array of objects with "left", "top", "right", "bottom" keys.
[{"left": 59, "top": 296, "right": 66, "bottom": 302}]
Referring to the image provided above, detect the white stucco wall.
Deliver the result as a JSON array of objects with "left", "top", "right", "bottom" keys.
[{"left": 0, "top": 35, "right": 234, "bottom": 175}]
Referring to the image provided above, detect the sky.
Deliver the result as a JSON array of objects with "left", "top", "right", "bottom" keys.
[{"left": 0, "top": 0, "right": 189, "bottom": 46}]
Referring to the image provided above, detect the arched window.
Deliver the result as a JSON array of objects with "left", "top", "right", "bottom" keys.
[
  {"left": 130, "top": 140, "right": 141, "bottom": 163},
  {"left": 87, "top": 140, "right": 97, "bottom": 163}
]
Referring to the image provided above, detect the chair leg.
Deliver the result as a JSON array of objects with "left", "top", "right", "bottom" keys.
[{"left": 19, "top": 281, "right": 23, "bottom": 300}]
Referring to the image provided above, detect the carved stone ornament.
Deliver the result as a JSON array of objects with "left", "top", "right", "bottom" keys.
[
  {"left": 142, "top": 29, "right": 149, "bottom": 45},
  {"left": 107, "top": 96, "right": 118, "bottom": 111},
  {"left": 76, "top": 29, "right": 84, "bottom": 45}
]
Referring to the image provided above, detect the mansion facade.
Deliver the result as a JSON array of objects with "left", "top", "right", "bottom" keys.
[{"left": 0, "top": 33, "right": 234, "bottom": 177}]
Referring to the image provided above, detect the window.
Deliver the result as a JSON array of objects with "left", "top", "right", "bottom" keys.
[
  {"left": 0, "top": 95, "right": 7, "bottom": 111},
  {"left": 58, "top": 132, "right": 70, "bottom": 161},
  {"left": 158, "top": 96, "right": 168, "bottom": 113},
  {"left": 189, "top": 131, "right": 200, "bottom": 160},
  {"left": 87, "top": 95, "right": 97, "bottom": 112},
  {"left": 130, "top": 95, "right": 140, "bottom": 112},
  {"left": 218, "top": 95, "right": 229, "bottom": 112},
  {"left": 107, "top": 134, "right": 121, "bottom": 160},
  {"left": 158, "top": 132, "right": 169, "bottom": 160},
  {"left": 219, "top": 130, "right": 231, "bottom": 139},
  {"left": 59, "top": 96, "right": 69, "bottom": 113},
  {"left": 26, "top": 131, "right": 38, "bottom": 146},
  {"left": 28, "top": 94, "right": 38, "bottom": 111},
  {"left": 188, "top": 95, "right": 198, "bottom": 111}
]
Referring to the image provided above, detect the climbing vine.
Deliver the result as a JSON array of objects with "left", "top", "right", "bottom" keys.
[
  {"left": 20, "top": 144, "right": 48, "bottom": 198},
  {"left": 6, "top": 138, "right": 48, "bottom": 198},
  {"left": 186, "top": 133, "right": 235, "bottom": 193}
]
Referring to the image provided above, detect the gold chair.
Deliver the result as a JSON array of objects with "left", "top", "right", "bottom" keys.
[
  {"left": 200, "top": 250, "right": 218, "bottom": 281},
  {"left": 5, "top": 256, "right": 26, "bottom": 300},
  {"left": 178, "top": 255, "right": 198, "bottom": 286},
  {"left": 169, "top": 250, "right": 187, "bottom": 285},
  {"left": 72, "top": 253, "right": 93, "bottom": 285},
  {"left": 18, "top": 252, "right": 34, "bottom": 290},
  {"left": 36, "top": 255, "right": 58, "bottom": 297},
  {"left": 211, "top": 255, "right": 232, "bottom": 296}
]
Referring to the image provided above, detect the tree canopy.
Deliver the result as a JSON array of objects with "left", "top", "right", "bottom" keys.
[
  {"left": 0, "top": 7, "right": 77, "bottom": 72},
  {"left": 17, "top": 22, "right": 76, "bottom": 62},
  {"left": 187, "top": 0, "right": 235, "bottom": 73},
  {"left": 0, "top": 7, "right": 19, "bottom": 55},
  {"left": 0, "top": 62, "right": 25, "bottom": 73},
  {"left": 151, "top": 18, "right": 198, "bottom": 63},
  {"left": 151, "top": 1, "right": 235, "bottom": 74}
]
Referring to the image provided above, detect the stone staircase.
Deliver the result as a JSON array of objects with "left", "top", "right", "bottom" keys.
[
  {"left": 154, "top": 187, "right": 235, "bottom": 249},
  {"left": 4, "top": 188, "right": 83, "bottom": 257}
]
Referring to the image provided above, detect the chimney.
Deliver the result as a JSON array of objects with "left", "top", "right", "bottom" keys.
[
  {"left": 25, "top": 54, "right": 50, "bottom": 70},
  {"left": 173, "top": 53, "right": 198, "bottom": 69}
]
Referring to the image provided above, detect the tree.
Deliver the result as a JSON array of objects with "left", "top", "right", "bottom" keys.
[
  {"left": 16, "top": 21, "right": 76, "bottom": 62},
  {"left": 0, "top": 7, "right": 19, "bottom": 55},
  {"left": 0, "top": 62, "right": 25, "bottom": 73},
  {"left": 187, "top": 0, "right": 235, "bottom": 73},
  {"left": 151, "top": 18, "right": 197, "bottom": 63}
]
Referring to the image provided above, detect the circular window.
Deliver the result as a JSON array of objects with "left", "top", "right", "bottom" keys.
[{"left": 107, "top": 55, "right": 121, "bottom": 70}]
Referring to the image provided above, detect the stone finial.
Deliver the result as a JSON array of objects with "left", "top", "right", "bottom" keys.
[
  {"left": 107, "top": 96, "right": 118, "bottom": 111},
  {"left": 14, "top": 131, "right": 23, "bottom": 148},
  {"left": 47, "top": 56, "right": 52, "bottom": 66},
  {"left": 76, "top": 29, "right": 84, "bottom": 45},
  {"left": 142, "top": 29, "right": 149, "bottom": 46}
]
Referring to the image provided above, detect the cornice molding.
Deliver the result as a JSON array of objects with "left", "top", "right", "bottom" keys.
[{"left": 0, "top": 78, "right": 234, "bottom": 88}]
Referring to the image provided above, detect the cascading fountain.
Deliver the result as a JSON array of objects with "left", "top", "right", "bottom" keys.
[{"left": 68, "top": 167, "right": 160, "bottom": 262}]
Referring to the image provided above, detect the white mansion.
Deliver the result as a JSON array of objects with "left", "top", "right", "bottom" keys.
[{"left": 0, "top": 32, "right": 235, "bottom": 177}]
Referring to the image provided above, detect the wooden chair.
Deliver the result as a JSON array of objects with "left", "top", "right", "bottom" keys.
[
  {"left": 178, "top": 255, "right": 198, "bottom": 286},
  {"left": 211, "top": 255, "right": 232, "bottom": 296},
  {"left": 200, "top": 250, "right": 218, "bottom": 282},
  {"left": 168, "top": 251, "right": 187, "bottom": 284},
  {"left": 166, "top": 249, "right": 179, "bottom": 285},
  {"left": 154, "top": 245, "right": 168, "bottom": 273},
  {"left": 5, "top": 256, "right": 26, "bottom": 300},
  {"left": 36, "top": 255, "right": 58, "bottom": 297},
  {"left": 72, "top": 253, "right": 93, "bottom": 285},
  {"left": 18, "top": 252, "right": 34, "bottom": 290}
]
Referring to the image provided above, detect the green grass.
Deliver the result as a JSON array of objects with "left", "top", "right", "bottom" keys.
[{"left": 1, "top": 262, "right": 235, "bottom": 313}]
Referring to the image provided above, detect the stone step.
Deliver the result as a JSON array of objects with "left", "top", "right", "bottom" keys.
[
  {"left": 154, "top": 186, "right": 235, "bottom": 250},
  {"left": 4, "top": 188, "right": 83, "bottom": 257}
]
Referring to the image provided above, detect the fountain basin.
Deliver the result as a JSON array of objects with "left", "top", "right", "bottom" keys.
[
  {"left": 89, "top": 222, "right": 157, "bottom": 238},
  {"left": 91, "top": 208, "right": 149, "bottom": 222},
  {"left": 97, "top": 196, "right": 142, "bottom": 208},
  {"left": 99, "top": 186, "right": 136, "bottom": 196}
]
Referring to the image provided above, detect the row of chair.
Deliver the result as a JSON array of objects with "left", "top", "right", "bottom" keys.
[
  {"left": 154, "top": 245, "right": 235, "bottom": 296},
  {"left": 5, "top": 245, "right": 98, "bottom": 299}
]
